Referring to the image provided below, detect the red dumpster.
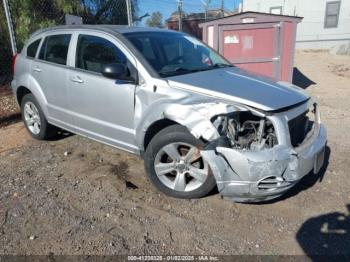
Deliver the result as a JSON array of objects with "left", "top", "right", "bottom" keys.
[{"left": 199, "top": 12, "right": 302, "bottom": 82}]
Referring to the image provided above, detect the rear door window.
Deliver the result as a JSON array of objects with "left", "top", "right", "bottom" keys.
[
  {"left": 27, "top": 39, "right": 41, "bottom": 58},
  {"left": 38, "top": 34, "right": 71, "bottom": 65}
]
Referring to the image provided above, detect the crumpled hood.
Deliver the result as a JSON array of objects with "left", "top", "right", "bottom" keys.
[{"left": 166, "top": 67, "right": 309, "bottom": 111}]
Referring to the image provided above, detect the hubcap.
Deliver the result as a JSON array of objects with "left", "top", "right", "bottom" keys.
[
  {"left": 23, "top": 102, "right": 41, "bottom": 135},
  {"left": 154, "top": 142, "right": 209, "bottom": 192}
]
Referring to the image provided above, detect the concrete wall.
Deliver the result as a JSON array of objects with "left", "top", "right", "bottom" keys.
[{"left": 242, "top": 0, "right": 350, "bottom": 50}]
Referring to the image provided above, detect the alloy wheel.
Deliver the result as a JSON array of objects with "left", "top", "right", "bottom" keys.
[
  {"left": 154, "top": 142, "right": 209, "bottom": 192},
  {"left": 23, "top": 101, "right": 41, "bottom": 135}
]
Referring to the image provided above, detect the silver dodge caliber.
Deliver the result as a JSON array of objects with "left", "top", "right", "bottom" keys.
[{"left": 12, "top": 25, "right": 327, "bottom": 202}]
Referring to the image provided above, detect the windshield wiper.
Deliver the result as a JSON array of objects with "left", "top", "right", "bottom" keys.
[
  {"left": 212, "top": 63, "right": 233, "bottom": 68},
  {"left": 174, "top": 67, "right": 192, "bottom": 72},
  {"left": 159, "top": 67, "right": 202, "bottom": 77},
  {"left": 191, "top": 63, "right": 233, "bottom": 73},
  {"left": 159, "top": 64, "right": 233, "bottom": 77}
]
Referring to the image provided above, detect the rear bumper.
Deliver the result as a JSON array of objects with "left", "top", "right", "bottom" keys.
[{"left": 201, "top": 122, "right": 327, "bottom": 203}]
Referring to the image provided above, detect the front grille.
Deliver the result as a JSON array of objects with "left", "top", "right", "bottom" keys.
[{"left": 288, "top": 111, "right": 309, "bottom": 147}]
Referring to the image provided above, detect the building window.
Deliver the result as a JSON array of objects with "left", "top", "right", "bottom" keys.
[
  {"left": 324, "top": 1, "right": 341, "bottom": 28},
  {"left": 270, "top": 6, "right": 282, "bottom": 15}
]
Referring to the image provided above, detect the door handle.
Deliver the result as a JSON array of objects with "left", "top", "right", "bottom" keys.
[
  {"left": 70, "top": 76, "right": 84, "bottom": 84},
  {"left": 32, "top": 66, "right": 42, "bottom": 72}
]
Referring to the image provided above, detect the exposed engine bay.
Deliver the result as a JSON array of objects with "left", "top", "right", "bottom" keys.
[{"left": 212, "top": 112, "right": 278, "bottom": 150}]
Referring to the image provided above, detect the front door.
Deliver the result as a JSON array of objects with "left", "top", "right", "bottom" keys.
[{"left": 67, "top": 33, "right": 138, "bottom": 153}]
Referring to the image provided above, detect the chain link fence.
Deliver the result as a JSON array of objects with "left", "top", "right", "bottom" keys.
[
  {"left": 8, "top": 0, "right": 136, "bottom": 52},
  {"left": 0, "top": 0, "right": 136, "bottom": 87},
  {"left": 0, "top": 1, "right": 13, "bottom": 86}
]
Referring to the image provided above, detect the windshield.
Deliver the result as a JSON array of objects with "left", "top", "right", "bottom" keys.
[{"left": 123, "top": 32, "right": 232, "bottom": 77}]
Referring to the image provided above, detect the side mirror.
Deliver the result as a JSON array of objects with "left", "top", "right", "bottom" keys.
[{"left": 101, "top": 63, "right": 135, "bottom": 82}]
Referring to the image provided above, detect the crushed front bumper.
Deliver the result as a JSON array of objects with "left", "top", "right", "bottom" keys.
[{"left": 201, "top": 105, "right": 327, "bottom": 203}]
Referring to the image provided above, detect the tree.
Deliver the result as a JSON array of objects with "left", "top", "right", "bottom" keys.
[
  {"left": 146, "top": 11, "right": 163, "bottom": 28},
  {"left": 9, "top": 0, "right": 83, "bottom": 49},
  {"left": 0, "top": 0, "right": 139, "bottom": 81},
  {"left": 81, "top": 0, "right": 138, "bottom": 25},
  {"left": 6, "top": 0, "right": 139, "bottom": 50},
  {"left": 0, "top": 4, "right": 13, "bottom": 83}
]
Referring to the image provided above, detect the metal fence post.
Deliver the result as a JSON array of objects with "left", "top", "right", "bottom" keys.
[
  {"left": 126, "top": 0, "right": 133, "bottom": 26},
  {"left": 2, "top": 0, "right": 17, "bottom": 55}
]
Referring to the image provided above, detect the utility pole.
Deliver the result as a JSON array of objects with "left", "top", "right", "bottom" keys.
[
  {"left": 221, "top": 0, "right": 224, "bottom": 17},
  {"left": 177, "top": 0, "right": 183, "bottom": 32},
  {"left": 126, "top": 0, "right": 133, "bottom": 26},
  {"left": 201, "top": 0, "right": 211, "bottom": 21},
  {"left": 2, "top": 0, "right": 17, "bottom": 55}
]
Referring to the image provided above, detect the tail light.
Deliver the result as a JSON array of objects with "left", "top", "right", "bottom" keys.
[{"left": 12, "top": 53, "right": 18, "bottom": 74}]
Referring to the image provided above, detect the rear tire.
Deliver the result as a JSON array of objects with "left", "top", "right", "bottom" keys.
[
  {"left": 21, "top": 93, "right": 58, "bottom": 140},
  {"left": 144, "top": 125, "right": 216, "bottom": 199}
]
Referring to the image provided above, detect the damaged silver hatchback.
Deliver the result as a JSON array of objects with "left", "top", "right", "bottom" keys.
[{"left": 12, "top": 25, "right": 327, "bottom": 202}]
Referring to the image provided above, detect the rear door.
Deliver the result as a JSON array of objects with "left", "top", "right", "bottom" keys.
[
  {"left": 219, "top": 23, "right": 281, "bottom": 79},
  {"left": 66, "top": 32, "right": 138, "bottom": 153},
  {"left": 31, "top": 33, "right": 73, "bottom": 125}
]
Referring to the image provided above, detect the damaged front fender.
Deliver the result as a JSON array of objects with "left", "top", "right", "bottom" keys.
[
  {"left": 135, "top": 82, "right": 247, "bottom": 150},
  {"left": 163, "top": 103, "right": 240, "bottom": 141}
]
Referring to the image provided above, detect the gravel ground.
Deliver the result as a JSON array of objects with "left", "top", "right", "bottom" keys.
[
  {"left": 0, "top": 51, "right": 349, "bottom": 256},
  {"left": 0, "top": 85, "right": 20, "bottom": 127}
]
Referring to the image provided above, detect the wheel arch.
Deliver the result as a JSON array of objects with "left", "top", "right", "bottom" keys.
[
  {"left": 16, "top": 86, "right": 32, "bottom": 106},
  {"left": 15, "top": 74, "right": 49, "bottom": 118},
  {"left": 143, "top": 118, "right": 178, "bottom": 151}
]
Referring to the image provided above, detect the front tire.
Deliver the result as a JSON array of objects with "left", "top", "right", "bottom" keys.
[
  {"left": 21, "top": 93, "right": 57, "bottom": 140},
  {"left": 144, "top": 125, "right": 216, "bottom": 199}
]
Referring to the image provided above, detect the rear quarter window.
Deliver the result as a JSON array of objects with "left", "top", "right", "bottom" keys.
[
  {"left": 27, "top": 39, "right": 41, "bottom": 58},
  {"left": 38, "top": 34, "right": 71, "bottom": 65}
]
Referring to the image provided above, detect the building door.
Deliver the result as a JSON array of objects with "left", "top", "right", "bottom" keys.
[{"left": 219, "top": 23, "right": 281, "bottom": 79}]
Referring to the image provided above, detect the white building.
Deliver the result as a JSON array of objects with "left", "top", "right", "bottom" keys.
[{"left": 242, "top": 0, "right": 350, "bottom": 50}]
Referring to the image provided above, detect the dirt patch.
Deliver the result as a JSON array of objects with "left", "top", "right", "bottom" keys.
[
  {"left": 0, "top": 85, "right": 21, "bottom": 127},
  {"left": 330, "top": 64, "right": 350, "bottom": 78},
  {"left": 0, "top": 122, "right": 33, "bottom": 154},
  {"left": 0, "top": 51, "right": 350, "bottom": 256}
]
